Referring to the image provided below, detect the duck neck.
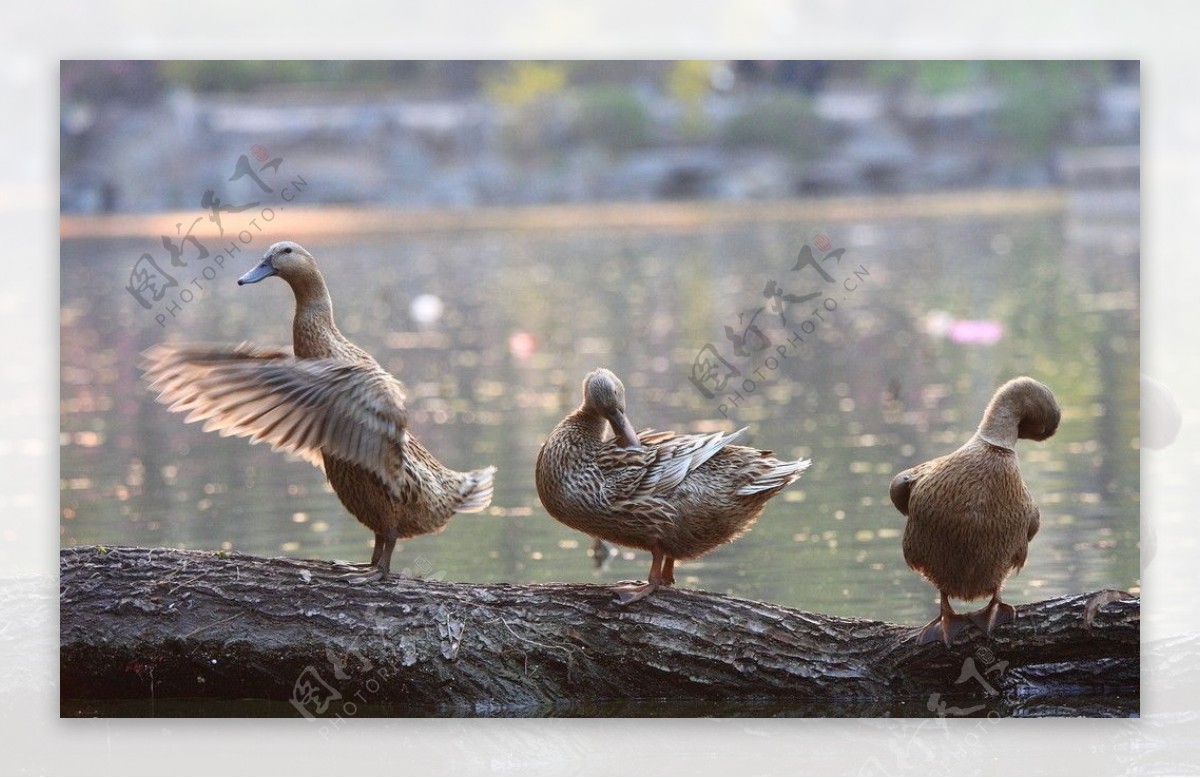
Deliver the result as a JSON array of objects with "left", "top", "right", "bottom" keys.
[
  {"left": 566, "top": 407, "right": 609, "bottom": 442},
  {"left": 977, "top": 402, "right": 1019, "bottom": 450},
  {"left": 285, "top": 269, "right": 349, "bottom": 360}
]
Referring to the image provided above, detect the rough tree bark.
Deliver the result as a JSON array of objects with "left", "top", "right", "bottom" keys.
[{"left": 60, "top": 546, "right": 1138, "bottom": 716}]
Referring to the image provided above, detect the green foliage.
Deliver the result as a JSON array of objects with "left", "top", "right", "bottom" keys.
[
  {"left": 913, "top": 62, "right": 978, "bottom": 94},
  {"left": 865, "top": 61, "right": 978, "bottom": 94},
  {"left": 484, "top": 62, "right": 569, "bottom": 108},
  {"left": 159, "top": 61, "right": 323, "bottom": 92},
  {"left": 863, "top": 60, "right": 1109, "bottom": 158},
  {"left": 574, "top": 86, "right": 652, "bottom": 152},
  {"left": 157, "top": 61, "right": 431, "bottom": 93},
  {"left": 481, "top": 63, "right": 573, "bottom": 157},
  {"left": 720, "top": 94, "right": 822, "bottom": 160},
  {"left": 987, "top": 61, "right": 1106, "bottom": 157},
  {"left": 863, "top": 60, "right": 912, "bottom": 88},
  {"left": 666, "top": 61, "right": 711, "bottom": 104},
  {"left": 666, "top": 60, "right": 713, "bottom": 139}
]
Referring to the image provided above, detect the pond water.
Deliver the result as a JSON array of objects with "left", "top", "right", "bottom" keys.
[{"left": 60, "top": 197, "right": 1139, "bottom": 713}]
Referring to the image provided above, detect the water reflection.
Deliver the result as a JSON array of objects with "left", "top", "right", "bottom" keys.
[
  {"left": 60, "top": 204, "right": 1139, "bottom": 625},
  {"left": 61, "top": 691, "right": 1139, "bottom": 718}
]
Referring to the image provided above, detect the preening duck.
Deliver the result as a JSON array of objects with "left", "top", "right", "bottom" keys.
[
  {"left": 536, "top": 368, "right": 810, "bottom": 604},
  {"left": 890, "top": 376, "right": 1060, "bottom": 645}
]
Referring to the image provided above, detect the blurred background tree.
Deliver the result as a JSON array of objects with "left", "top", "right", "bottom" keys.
[
  {"left": 666, "top": 60, "right": 715, "bottom": 140},
  {"left": 483, "top": 61, "right": 569, "bottom": 108},
  {"left": 987, "top": 61, "right": 1108, "bottom": 158},
  {"left": 721, "top": 94, "right": 823, "bottom": 161},
  {"left": 60, "top": 59, "right": 1138, "bottom": 212},
  {"left": 574, "top": 85, "right": 653, "bottom": 152},
  {"left": 484, "top": 61, "right": 571, "bottom": 158}
]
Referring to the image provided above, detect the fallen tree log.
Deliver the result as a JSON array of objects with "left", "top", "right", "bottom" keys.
[{"left": 60, "top": 546, "right": 1138, "bottom": 716}]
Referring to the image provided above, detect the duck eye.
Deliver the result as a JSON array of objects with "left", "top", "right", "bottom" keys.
[{"left": 283, "top": 247, "right": 293, "bottom": 254}]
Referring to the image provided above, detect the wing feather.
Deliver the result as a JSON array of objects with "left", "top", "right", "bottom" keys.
[
  {"left": 141, "top": 343, "right": 408, "bottom": 485},
  {"left": 593, "top": 426, "right": 749, "bottom": 502}
]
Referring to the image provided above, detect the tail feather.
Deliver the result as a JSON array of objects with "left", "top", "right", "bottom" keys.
[
  {"left": 456, "top": 465, "right": 497, "bottom": 513},
  {"left": 736, "top": 457, "right": 811, "bottom": 496}
]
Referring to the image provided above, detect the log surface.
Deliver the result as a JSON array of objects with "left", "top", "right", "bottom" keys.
[{"left": 59, "top": 546, "right": 1139, "bottom": 716}]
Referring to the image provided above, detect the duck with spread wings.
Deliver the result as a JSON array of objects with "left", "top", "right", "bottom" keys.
[{"left": 141, "top": 241, "right": 496, "bottom": 583}]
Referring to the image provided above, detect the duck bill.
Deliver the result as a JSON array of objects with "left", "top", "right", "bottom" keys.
[
  {"left": 607, "top": 410, "right": 641, "bottom": 449},
  {"left": 238, "top": 259, "right": 277, "bottom": 286}
]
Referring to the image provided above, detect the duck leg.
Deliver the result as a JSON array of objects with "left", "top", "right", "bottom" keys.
[
  {"left": 615, "top": 548, "right": 665, "bottom": 605},
  {"left": 342, "top": 528, "right": 398, "bottom": 585},
  {"left": 334, "top": 533, "right": 387, "bottom": 571},
  {"left": 916, "top": 591, "right": 970, "bottom": 646},
  {"left": 966, "top": 593, "right": 1016, "bottom": 637},
  {"left": 661, "top": 556, "right": 676, "bottom": 587}
]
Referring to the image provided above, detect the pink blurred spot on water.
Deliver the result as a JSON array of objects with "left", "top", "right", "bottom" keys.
[
  {"left": 508, "top": 331, "right": 537, "bottom": 362},
  {"left": 947, "top": 319, "right": 1003, "bottom": 345}
]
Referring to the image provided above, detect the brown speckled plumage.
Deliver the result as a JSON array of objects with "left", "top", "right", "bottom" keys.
[
  {"left": 890, "top": 376, "right": 1059, "bottom": 645},
  {"left": 141, "top": 241, "right": 495, "bottom": 582},
  {"left": 536, "top": 368, "right": 810, "bottom": 603}
]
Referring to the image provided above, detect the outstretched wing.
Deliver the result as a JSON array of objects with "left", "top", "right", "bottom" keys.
[{"left": 141, "top": 343, "right": 409, "bottom": 486}]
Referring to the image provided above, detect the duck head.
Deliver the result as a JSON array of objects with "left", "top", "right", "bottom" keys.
[
  {"left": 582, "top": 368, "right": 641, "bottom": 449},
  {"left": 979, "top": 376, "right": 1061, "bottom": 447},
  {"left": 238, "top": 241, "right": 318, "bottom": 286}
]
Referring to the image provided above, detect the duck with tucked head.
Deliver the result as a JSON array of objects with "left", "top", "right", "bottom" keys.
[
  {"left": 890, "top": 376, "right": 1060, "bottom": 645},
  {"left": 141, "top": 241, "right": 496, "bottom": 583},
  {"left": 536, "top": 368, "right": 811, "bottom": 604}
]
